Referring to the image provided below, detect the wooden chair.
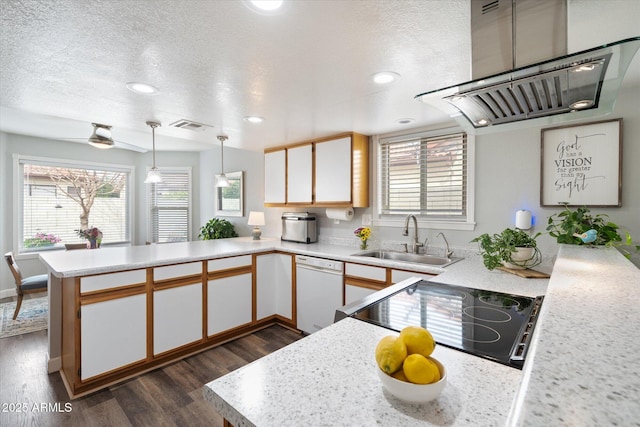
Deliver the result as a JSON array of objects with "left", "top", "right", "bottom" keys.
[{"left": 4, "top": 252, "right": 48, "bottom": 320}]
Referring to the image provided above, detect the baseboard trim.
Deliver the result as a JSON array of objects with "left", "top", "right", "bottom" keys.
[
  {"left": 47, "top": 354, "right": 61, "bottom": 373},
  {"left": 0, "top": 289, "right": 17, "bottom": 300}
]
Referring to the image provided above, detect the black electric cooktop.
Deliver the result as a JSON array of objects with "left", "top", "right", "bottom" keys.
[{"left": 340, "top": 280, "right": 543, "bottom": 369}]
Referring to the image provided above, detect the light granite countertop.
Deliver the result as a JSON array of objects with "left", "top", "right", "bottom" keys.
[
  {"left": 204, "top": 316, "right": 521, "bottom": 427},
  {"left": 203, "top": 243, "right": 639, "bottom": 426}
]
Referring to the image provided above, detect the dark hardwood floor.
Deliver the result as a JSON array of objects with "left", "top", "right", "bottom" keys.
[{"left": 0, "top": 321, "right": 302, "bottom": 427}]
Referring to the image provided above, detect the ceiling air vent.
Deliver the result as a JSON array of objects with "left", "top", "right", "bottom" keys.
[{"left": 169, "top": 119, "right": 213, "bottom": 132}]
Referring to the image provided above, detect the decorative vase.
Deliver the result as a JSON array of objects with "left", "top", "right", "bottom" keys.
[
  {"left": 503, "top": 247, "right": 535, "bottom": 269},
  {"left": 87, "top": 238, "right": 101, "bottom": 249},
  {"left": 360, "top": 240, "right": 368, "bottom": 250}
]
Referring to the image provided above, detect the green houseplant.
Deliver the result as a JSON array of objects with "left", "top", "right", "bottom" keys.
[
  {"left": 471, "top": 228, "right": 542, "bottom": 271},
  {"left": 198, "top": 218, "right": 239, "bottom": 240},
  {"left": 546, "top": 205, "right": 637, "bottom": 257},
  {"left": 546, "top": 205, "right": 628, "bottom": 246}
]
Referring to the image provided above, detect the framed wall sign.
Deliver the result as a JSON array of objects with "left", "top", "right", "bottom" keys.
[
  {"left": 540, "top": 119, "right": 622, "bottom": 207},
  {"left": 215, "top": 171, "right": 244, "bottom": 217}
]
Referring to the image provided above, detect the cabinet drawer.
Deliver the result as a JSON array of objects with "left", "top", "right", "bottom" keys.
[
  {"left": 207, "top": 256, "right": 252, "bottom": 272},
  {"left": 391, "top": 269, "right": 435, "bottom": 284},
  {"left": 345, "top": 263, "right": 386, "bottom": 282},
  {"left": 81, "top": 269, "right": 147, "bottom": 294},
  {"left": 154, "top": 262, "right": 202, "bottom": 281}
]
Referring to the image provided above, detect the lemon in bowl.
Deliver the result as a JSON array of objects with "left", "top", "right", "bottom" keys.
[{"left": 376, "top": 356, "right": 447, "bottom": 403}]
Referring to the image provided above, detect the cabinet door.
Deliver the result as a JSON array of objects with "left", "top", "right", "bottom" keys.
[
  {"left": 154, "top": 283, "right": 203, "bottom": 355},
  {"left": 256, "top": 253, "right": 293, "bottom": 320},
  {"left": 287, "top": 144, "right": 313, "bottom": 203},
  {"left": 81, "top": 294, "right": 146, "bottom": 380},
  {"left": 207, "top": 273, "right": 252, "bottom": 336},
  {"left": 315, "top": 136, "right": 352, "bottom": 203},
  {"left": 264, "top": 150, "right": 286, "bottom": 204},
  {"left": 345, "top": 284, "right": 378, "bottom": 305}
]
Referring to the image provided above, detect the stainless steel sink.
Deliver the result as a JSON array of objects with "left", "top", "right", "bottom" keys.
[{"left": 351, "top": 250, "right": 463, "bottom": 267}]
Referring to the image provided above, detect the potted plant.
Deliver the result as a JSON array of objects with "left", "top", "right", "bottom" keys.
[
  {"left": 198, "top": 218, "right": 239, "bottom": 240},
  {"left": 546, "top": 205, "right": 637, "bottom": 257},
  {"left": 471, "top": 228, "right": 542, "bottom": 270}
]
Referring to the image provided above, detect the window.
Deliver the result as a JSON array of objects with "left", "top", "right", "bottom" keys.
[
  {"left": 147, "top": 168, "right": 192, "bottom": 243},
  {"left": 16, "top": 155, "right": 133, "bottom": 253},
  {"left": 376, "top": 129, "right": 474, "bottom": 229}
]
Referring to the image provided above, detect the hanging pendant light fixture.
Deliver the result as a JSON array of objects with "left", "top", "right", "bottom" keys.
[
  {"left": 216, "top": 134, "right": 229, "bottom": 187},
  {"left": 144, "top": 121, "right": 162, "bottom": 184}
]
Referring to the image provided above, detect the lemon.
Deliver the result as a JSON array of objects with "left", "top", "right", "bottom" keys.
[
  {"left": 402, "top": 354, "right": 440, "bottom": 384},
  {"left": 375, "top": 336, "right": 407, "bottom": 374},
  {"left": 399, "top": 326, "right": 436, "bottom": 358},
  {"left": 392, "top": 369, "right": 409, "bottom": 382}
]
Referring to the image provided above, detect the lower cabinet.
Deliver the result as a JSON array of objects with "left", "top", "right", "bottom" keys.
[
  {"left": 207, "top": 273, "right": 252, "bottom": 336},
  {"left": 255, "top": 253, "right": 293, "bottom": 321},
  {"left": 80, "top": 294, "right": 147, "bottom": 380},
  {"left": 153, "top": 282, "right": 203, "bottom": 355},
  {"left": 345, "top": 283, "right": 379, "bottom": 305}
]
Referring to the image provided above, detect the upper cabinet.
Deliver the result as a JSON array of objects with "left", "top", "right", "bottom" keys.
[
  {"left": 315, "top": 136, "right": 351, "bottom": 204},
  {"left": 263, "top": 132, "right": 369, "bottom": 208},
  {"left": 286, "top": 144, "right": 313, "bottom": 204},
  {"left": 264, "top": 149, "right": 286, "bottom": 204}
]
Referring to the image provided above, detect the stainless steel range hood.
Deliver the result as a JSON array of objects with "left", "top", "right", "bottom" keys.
[{"left": 416, "top": 37, "right": 640, "bottom": 133}]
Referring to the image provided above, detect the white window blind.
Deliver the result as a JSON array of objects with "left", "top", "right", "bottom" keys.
[
  {"left": 18, "top": 157, "right": 131, "bottom": 252},
  {"left": 379, "top": 132, "right": 467, "bottom": 219},
  {"left": 148, "top": 169, "right": 191, "bottom": 243}
]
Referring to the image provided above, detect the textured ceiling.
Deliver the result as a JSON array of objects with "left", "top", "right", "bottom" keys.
[{"left": 0, "top": 0, "right": 638, "bottom": 152}]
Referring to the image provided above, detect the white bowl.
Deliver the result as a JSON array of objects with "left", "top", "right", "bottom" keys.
[{"left": 376, "top": 357, "right": 447, "bottom": 403}]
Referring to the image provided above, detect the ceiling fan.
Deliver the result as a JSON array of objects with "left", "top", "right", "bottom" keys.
[{"left": 64, "top": 123, "right": 148, "bottom": 153}]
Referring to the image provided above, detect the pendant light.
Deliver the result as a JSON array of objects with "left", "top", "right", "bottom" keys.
[
  {"left": 144, "top": 121, "right": 162, "bottom": 184},
  {"left": 216, "top": 134, "right": 229, "bottom": 187}
]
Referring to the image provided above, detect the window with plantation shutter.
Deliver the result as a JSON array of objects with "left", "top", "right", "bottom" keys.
[
  {"left": 147, "top": 168, "right": 192, "bottom": 243},
  {"left": 379, "top": 132, "right": 467, "bottom": 220}
]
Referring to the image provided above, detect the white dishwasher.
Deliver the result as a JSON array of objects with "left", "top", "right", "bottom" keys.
[{"left": 295, "top": 255, "right": 344, "bottom": 334}]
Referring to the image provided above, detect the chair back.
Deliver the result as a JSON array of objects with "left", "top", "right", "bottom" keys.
[{"left": 4, "top": 252, "right": 23, "bottom": 289}]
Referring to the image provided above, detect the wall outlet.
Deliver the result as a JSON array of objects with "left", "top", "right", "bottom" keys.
[{"left": 361, "top": 214, "right": 372, "bottom": 226}]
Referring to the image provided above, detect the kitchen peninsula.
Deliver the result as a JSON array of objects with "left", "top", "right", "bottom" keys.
[{"left": 39, "top": 240, "right": 640, "bottom": 426}]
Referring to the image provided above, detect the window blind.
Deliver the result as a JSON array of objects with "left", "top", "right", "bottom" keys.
[
  {"left": 148, "top": 169, "right": 191, "bottom": 243},
  {"left": 380, "top": 132, "right": 467, "bottom": 218}
]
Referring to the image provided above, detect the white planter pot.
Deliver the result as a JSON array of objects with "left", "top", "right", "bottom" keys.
[{"left": 503, "top": 247, "right": 536, "bottom": 269}]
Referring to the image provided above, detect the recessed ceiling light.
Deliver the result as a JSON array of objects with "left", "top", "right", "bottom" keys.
[
  {"left": 395, "top": 118, "right": 416, "bottom": 125},
  {"left": 251, "top": 0, "right": 283, "bottom": 11},
  {"left": 244, "top": 116, "right": 264, "bottom": 123},
  {"left": 125, "top": 82, "right": 159, "bottom": 95},
  {"left": 372, "top": 71, "right": 400, "bottom": 84},
  {"left": 243, "top": 0, "right": 286, "bottom": 14}
]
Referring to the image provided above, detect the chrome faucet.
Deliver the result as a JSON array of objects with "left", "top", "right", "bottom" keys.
[
  {"left": 402, "top": 215, "right": 422, "bottom": 254},
  {"left": 436, "top": 232, "right": 453, "bottom": 258}
]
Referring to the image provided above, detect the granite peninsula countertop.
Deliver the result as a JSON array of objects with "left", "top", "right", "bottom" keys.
[{"left": 202, "top": 244, "right": 639, "bottom": 426}]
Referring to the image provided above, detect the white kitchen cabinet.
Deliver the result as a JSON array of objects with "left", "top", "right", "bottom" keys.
[
  {"left": 287, "top": 144, "right": 313, "bottom": 203},
  {"left": 207, "top": 273, "right": 252, "bottom": 336},
  {"left": 391, "top": 269, "right": 435, "bottom": 284},
  {"left": 80, "top": 294, "right": 146, "bottom": 380},
  {"left": 345, "top": 263, "right": 387, "bottom": 282},
  {"left": 315, "top": 136, "right": 352, "bottom": 203},
  {"left": 345, "top": 283, "right": 378, "bottom": 305},
  {"left": 264, "top": 149, "right": 286, "bottom": 204},
  {"left": 153, "top": 283, "right": 203, "bottom": 355},
  {"left": 256, "top": 253, "right": 293, "bottom": 321},
  {"left": 263, "top": 132, "right": 369, "bottom": 208}
]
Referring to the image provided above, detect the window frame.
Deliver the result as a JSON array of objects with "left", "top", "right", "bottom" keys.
[
  {"left": 146, "top": 166, "right": 192, "bottom": 244},
  {"left": 12, "top": 154, "right": 135, "bottom": 255},
  {"left": 372, "top": 126, "right": 476, "bottom": 231}
]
